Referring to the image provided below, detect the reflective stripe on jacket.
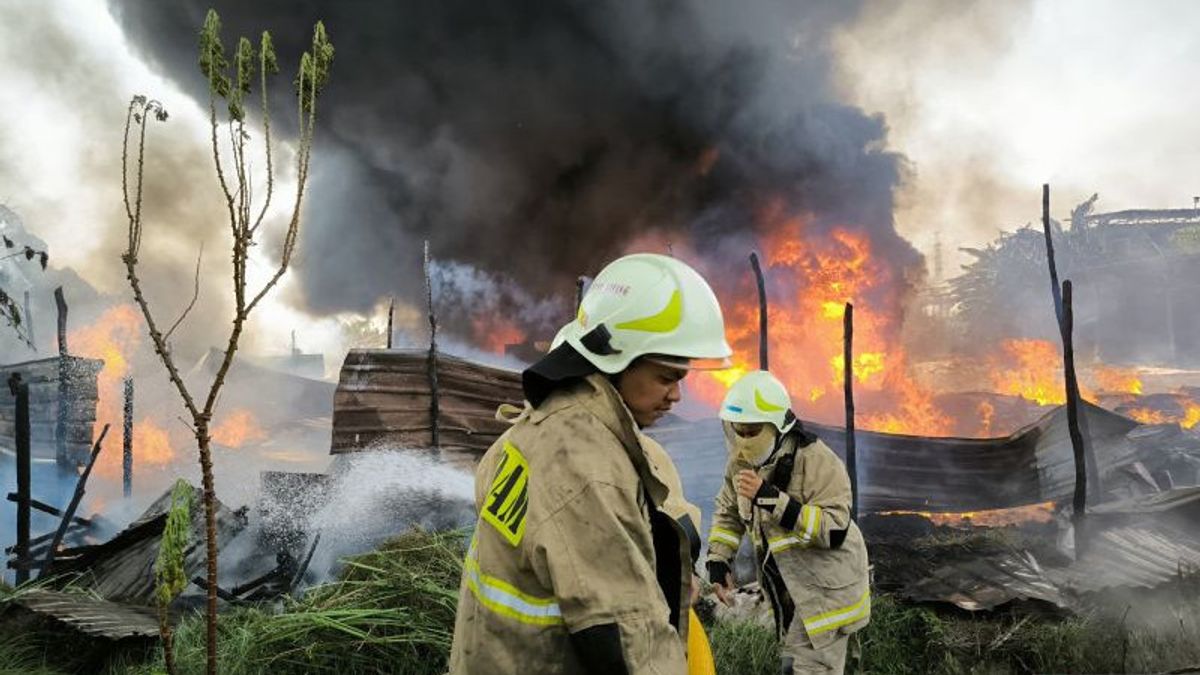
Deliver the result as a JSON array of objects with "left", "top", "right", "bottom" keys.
[{"left": 449, "top": 374, "right": 691, "bottom": 675}]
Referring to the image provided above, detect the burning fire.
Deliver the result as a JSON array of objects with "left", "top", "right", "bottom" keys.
[
  {"left": 880, "top": 501, "right": 1056, "bottom": 528},
  {"left": 690, "top": 208, "right": 951, "bottom": 436},
  {"left": 132, "top": 417, "right": 177, "bottom": 468},
  {"left": 1125, "top": 394, "right": 1200, "bottom": 429},
  {"left": 473, "top": 315, "right": 526, "bottom": 355},
  {"left": 1092, "top": 366, "right": 1143, "bottom": 395},
  {"left": 68, "top": 304, "right": 179, "bottom": 477},
  {"left": 210, "top": 408, "right": 267, "bottom": 447},
  {"left": 977, "top": 400, "right": 995, "bottom": 437},
  {"left": 988, "top": 339, "right": 1066, "bottom": 406}
]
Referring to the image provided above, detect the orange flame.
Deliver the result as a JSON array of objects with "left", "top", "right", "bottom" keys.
[
  {"left": 1093, "top": 366, "right": 1143, "bottom": 395},
  {"left": 1184, "top": 402, "right": 1200, "bottom": 429},
  {"left": 132, "top": 417, "right": 177, "bottom": 468},
  {"left": 210, "top": 408, "right": 267, "bottom": 447},
  {"left": 977, "top": 400, "right": 996, "bottom": 437},
  {"left": 880, "top": 501, "right": 1056, "bottom": 528},
  {"left": 690, "top": 208, "right": 951, "bottom": 436},
  {"left": 988, "top": 339, "right": 1066, "bottom": 406},
  {"left": 1125, "top": 394, "right": 1200, "bottom": 429},
  {"left": 473, "top": 316, "right": 527, "bottom": 355},
  {"left": 68, "top": 304, "right": 179, "bottom": 477}
]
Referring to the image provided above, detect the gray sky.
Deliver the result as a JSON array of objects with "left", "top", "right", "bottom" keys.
[
  {"left": 1, "top": 0, "right": 1197, "bottom": 354},
  {"left": 836, "top": 0, "right": 1200, "bottom": 272}
]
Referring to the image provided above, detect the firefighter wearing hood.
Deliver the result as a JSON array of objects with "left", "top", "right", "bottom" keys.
[
  {"left": 449, "top": 253, "right": 731, "bottom": 675},
  {"left": 706, "top": 370, "right": 870, "bottom": 675}
]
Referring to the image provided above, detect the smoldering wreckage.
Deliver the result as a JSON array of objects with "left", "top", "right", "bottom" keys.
[{"left": 0, "top": 201, "right": 1199, "bottom": 669}]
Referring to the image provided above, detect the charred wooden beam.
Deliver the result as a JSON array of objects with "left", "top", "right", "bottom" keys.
[
  {"left": 5, "top": 494, "right": 92, "bottom": 528},
  {"left": 750, "top": 252, "right": 768, "bottom": 370},
  {"left": 289, "top": 532, "right": 322, "bottom": 594},
  {"left": 1040, "top": 185, "right": 1101, "bottom": 500},
  {"left": 5, "top": 521, "right": 86, "bottom": 555},
  {"left": 386, "top": 297, "right": 395, "bottom": 350},
  {"left": 23, "top": 290, "right": 34, "bottom": 352},
  {"left": 1041, "top": 185, "right": 1064, "bottom": 327},
  {"left": 424, "top": 241, "right": 440, "bottom": 450},
  {"left": 844, "top": 303, "right": 858, "bottom": 522},
  {"left": 123, "top": 377, "right": 133, "bottom": 498},
  {"left": 190, "top": 575, "right": 240, "bottom": 603},
  {"left": 1061, "top": 281, "right": 1088, "bottom": 556},
  {"left": 54, "top": 287, "right": 69, "bottom": 467},
  {"left": 37, "top": 424, "right": 109, "bottom": 578},
  {"left": 9, "top": 372, "right": 31, "bottom": 584},
  {"left": 576, "top": 276, "right": 587, "bottom": 315}
]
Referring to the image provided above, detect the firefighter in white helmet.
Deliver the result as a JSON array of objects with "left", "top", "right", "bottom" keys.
[
  {"left": 449, "top": 253, "right": 731, "bottom": 675},
  {"left": 706, "top": 370, "right": 870, "bottom": 674}
]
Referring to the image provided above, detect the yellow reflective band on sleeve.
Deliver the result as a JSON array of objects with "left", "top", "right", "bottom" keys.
[
  {"left": 464, "top": 541, "right": 563, "bottom": 627},
  {"left": 614, "top": 289, "right": 682, "bottom": 333},
  {"left": 709, "top": 527, "right": 741, "bottom": 548},
  {"left": 799, "top": 504, "right": 821, "bottom": 545},
  {"left": 803, "top": 590, "right": 871, "bottom": 637},
  {"left": 768, "top": 534, "right": 803, "bottom": 553}
]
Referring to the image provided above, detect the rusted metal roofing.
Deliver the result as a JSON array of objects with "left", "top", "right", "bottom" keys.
[{"left": 331, "top": 349, "right": 522, "bottom": 461}]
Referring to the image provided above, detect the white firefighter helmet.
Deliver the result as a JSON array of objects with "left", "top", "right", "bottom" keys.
[
  {"left": 719, "top": 370, "right": 796, "bottom": 433},
  {"left": 554, "top": 253, "right": 732, "bottom": 374}
]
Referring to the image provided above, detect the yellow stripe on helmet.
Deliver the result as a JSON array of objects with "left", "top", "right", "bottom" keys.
[{"left": 614, "top": 289, "right": 683, "bottom": 333}]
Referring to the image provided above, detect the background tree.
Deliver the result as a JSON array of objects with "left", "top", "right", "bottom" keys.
[
  {"left": 121, "top": 10, "right": 333, "bottom": 674},
  {"left": 0, "top": 229, "right": 49, "bottom": 350}
]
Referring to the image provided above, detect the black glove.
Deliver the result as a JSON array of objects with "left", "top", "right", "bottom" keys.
[{"left": 706, "top": 559, "right": 732, "bottom": 585}]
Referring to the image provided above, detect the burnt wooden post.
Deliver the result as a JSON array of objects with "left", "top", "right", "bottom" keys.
[
  {"left": 9, "top": 373, "right": 31, "bottom": 584},
  {"left": 54, "top": 287, "right": 69, "bottom": 467},
  {"left": 386, "top": 297, "right": 395, "bottom": 349},
  {"left": 123, "top": 377, "right": 134, "bottom": 498},
  {"left": 1061, "top": 281, "right": 1088, "bottom": 556},
  {"left": 1041, "top": 185, "right": 1065, "bottom": 327},
  {"left": 1040, "top": 186, "right": 1101, "bottom": 499},
  {"left": 750, "top": 252, "right": 769, "bottom": 370},
  {"left": 424, "top": 241, "right": 440, "bottom": 449},
  {"left": 844, "top": 303, "right": 858, "bottom": 522},
  {"left": 22, "top": 290, "right": 34, "bottom": 352},
  {"left": 38, "top": 424, "right": 108, "bottom": 578}
]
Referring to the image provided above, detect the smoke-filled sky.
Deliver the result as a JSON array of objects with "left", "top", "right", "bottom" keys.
[{"left": 2, "top": 0, "right": 1199, "bottom": 362}]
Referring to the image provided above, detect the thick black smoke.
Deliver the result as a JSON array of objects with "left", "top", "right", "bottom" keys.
[{"left": 109, "top": 0, "right": 920, "bottom": 342}]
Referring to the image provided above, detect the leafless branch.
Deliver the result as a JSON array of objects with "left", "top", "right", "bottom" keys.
[{"left": 164, "top": 242, "right": 204, "bottom": 342}]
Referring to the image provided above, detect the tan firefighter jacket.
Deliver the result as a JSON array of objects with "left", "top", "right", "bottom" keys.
[
  {"left": 706, "top": 428, "right": 870, "bottom": 650},
  {"left": 449, "top": 374, "right": 696, "bottom": 675}
]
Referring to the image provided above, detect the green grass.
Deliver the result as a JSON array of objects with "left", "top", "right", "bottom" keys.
[
  {"left": 161, "top": 527, "right": 467, "bottom": 675},
  {"left": 4, "top": 531, "right": 1200, "bottom": 675}
]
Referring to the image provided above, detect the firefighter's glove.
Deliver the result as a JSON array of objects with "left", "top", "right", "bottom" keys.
[{"left": 706, "top": 559, "right": 732, "bottom": 586}]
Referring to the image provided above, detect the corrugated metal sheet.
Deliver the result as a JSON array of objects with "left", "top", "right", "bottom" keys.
[
  {"left": 11, "top": 589, "right": 159, "bottom": 641},
  {"left": 903, "top": 550, "right": 1073, "bottom": 611},
  {"left": 330, "top": 351, "right": 1144, "bottom": 516},
  {"left": 331, "top": 349, "right": 522, "bottom": 458},
  {"left": 901, "top": 488, "right": 1200, "bottom": 610},
  {"left": 652, "top": 401, "right": 1139, "bottom": 514}
]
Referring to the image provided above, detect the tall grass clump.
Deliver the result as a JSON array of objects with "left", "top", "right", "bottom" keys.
[
  {"left": 166, "top": 527, "right": 466, "bottom": 675},
  {"left": 707, "top": 618, "right": 780, "bottom": 675}
]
